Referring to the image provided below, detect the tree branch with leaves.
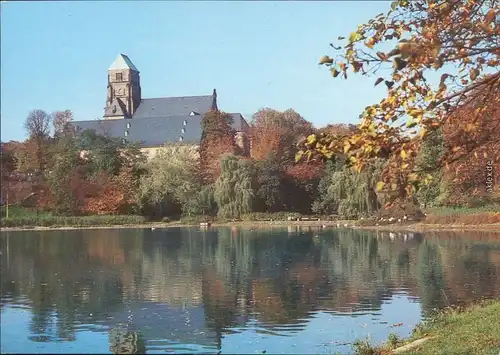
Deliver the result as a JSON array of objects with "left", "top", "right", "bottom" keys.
[{"left": 297, "top": 0, "right": 499, "bottom": 204}]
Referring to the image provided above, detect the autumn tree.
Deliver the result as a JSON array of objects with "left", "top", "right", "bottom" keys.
[
  {"left": 298, "top": 0, "right": 499, "bottom": 205},
  {"left": 24, "top": 109, "right": 52, "bottom": 172},
  {"left": 316, "top": 123, "right": 358, "bottom": 137},
  {"left": 251, "top": 108, "right": 313, "bottom": 162},
  {"left": 214, "top": 154, "right": 254, "bottom": 218},
  {"left": 200, "top": 110, "right": 236, "bottom": 183},
  {"left": 82, "top": 168, "right": 137, "bottom": 215},
  {"left": 440, "top": 86, "right": 500, "bottom": 206}
]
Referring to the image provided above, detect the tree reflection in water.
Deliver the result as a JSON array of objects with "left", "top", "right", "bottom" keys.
[
  {"left": 1, "top": 227, "right": 499, "bottom": 352},
  {"left": 109, "top": 325, "right": 146, "bottom": 354}
]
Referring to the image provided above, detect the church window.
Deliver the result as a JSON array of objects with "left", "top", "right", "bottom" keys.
[
  {"left": 126, "top": 123, "right": 131, "bottom": 129},
  {"left": 124, "top": 130, "right": 129, "bottom": 137},
  {"left": 182, "top": 120, "right": 187, "bottom": 126},
  {"left": 181, "top": 128, "right": 186, "bottom": 133},
  {"left": 116, "top": 73, "right": 123, "bottom": 81},
  {"left": 122, "top": 138, "right": 126, "bottom": 144},
  {"left": 179, "top": 136, "right": 184, "bottom": 142}
]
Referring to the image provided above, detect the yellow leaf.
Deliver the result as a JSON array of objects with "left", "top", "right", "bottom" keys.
[
  {"left": 344, "top": 142, "right": 351, "bottom": 153},
  {"left": 295, "top": 151, "right": 304, "bottom": 162},
  {"left": 401, "top": 149, "right": 408, "bottom": 159},
  {"left": 306, "top": 134, "right": 317, "bottom": 145},
  {"left": 349, "top": 31, "right": 362, "bottom": 43},
  {"left": 402, "top": 163, "right": 409, "bottom": 169},
  {"left": 376, "top": 181, "right": 385, "bottom": 191},
  {"left": 474, "top": 151, "right": 478, "bottom": 159},
  {"left": 365, "top": 37, "right": 375, "bottom": 48}
]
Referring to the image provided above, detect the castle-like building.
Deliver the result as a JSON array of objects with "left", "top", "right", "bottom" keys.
[{"left": 72, "top": 54, "right": 249, "bottom": 157}]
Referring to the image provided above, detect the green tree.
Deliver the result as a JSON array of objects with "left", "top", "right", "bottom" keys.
[
  {"left": 136, "top": 144, "right": 202, "bottom": 217},
  {"left": 254, "top": 154, "right": 286, "bottom": 212},
  {"left": 313, "top": 159, "right": 384, "bottom": 218},
  {"left": 415, "top": 128, "right": 446, "bottom": 207},
  {"left": 77, "top": 130, "right": 125, "bottom": 178},
  {"left": 47, "top": 136, "right": 82, "bottom": 215},
  {"left": 214, "top": 154, "right": 254, "bottom": 218}
]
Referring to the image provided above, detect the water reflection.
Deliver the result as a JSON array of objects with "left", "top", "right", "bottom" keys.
[{"left": 1, "top": 227, "right": 500, "bottom": 354}]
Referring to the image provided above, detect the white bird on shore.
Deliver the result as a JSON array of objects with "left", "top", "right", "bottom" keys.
[{"left": 151, "top": 227, "right": 156, "bottom": 231}]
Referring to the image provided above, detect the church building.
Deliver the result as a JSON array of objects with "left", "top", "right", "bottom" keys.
[{"left": 72, "top": 54, "right": 249, "bottom": 158}]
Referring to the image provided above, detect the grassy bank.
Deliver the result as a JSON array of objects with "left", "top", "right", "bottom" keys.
[
  {"left": 423, "top": 206, "right": 500, "bottom": 225},
  {"left": 353, "top": 299, "right": 500, "bottom": 355},
  {"left": 2, "top": 207, "right": 500, "bottom": 232}
]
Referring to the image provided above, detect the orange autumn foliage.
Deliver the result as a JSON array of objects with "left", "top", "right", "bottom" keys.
[
  {"left": 442, "top": 83, "right": 500, "bottom": 202},
  {"left": 286, "top": 160, "right": 325, "bottom": 182},
  {"left": 250, "top": 125, "right": 288, "bottom": 161},
  {"left": 203, "top": 136, "right": 235, "bottom": 183},
  {"left": 82, "top": 169, "right": 136, "bottom": 215}
]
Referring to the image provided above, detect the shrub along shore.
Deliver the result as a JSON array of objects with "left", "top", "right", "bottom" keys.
[
  {"left": 353, "top": 299, "right": 500, "bottom": 355},
  {"left": 1, "top": 207, "right": 500, "bottom": 233}
]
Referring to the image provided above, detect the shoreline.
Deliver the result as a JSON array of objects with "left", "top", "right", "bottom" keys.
[
  {"left": 363, "top": 299, "right": 500, "bottom": 355},
  {"left": 2, "top": 220, "right": 500, "bottom": 233}
]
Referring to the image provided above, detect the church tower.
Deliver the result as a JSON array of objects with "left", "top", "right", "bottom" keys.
[{"left": 104, "top": 54, "right": 141, "bottom": 119}]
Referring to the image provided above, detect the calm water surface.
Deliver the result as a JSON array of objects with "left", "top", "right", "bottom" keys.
[{"left": 1, "top": 227, "right": 500, "bottom": 354}]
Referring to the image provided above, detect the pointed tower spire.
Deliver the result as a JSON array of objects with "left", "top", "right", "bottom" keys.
[{"left": 108, "top": 54, "right": 139, "bottom": 72}]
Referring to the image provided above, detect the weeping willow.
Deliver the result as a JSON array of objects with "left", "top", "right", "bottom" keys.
[
  {"left": 214, "top": 154, "right": 254, "bottom": 218},
  {"left": 315, "top": 158, "right": 385, "bottom": 218}
]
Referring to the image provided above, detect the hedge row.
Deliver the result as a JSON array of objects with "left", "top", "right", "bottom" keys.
[{"left": 1, "top": 215, "right": 148, "bottom": 228}]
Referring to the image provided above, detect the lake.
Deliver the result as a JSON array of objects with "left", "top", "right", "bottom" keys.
[{"left": 1, "top": 227, "right": 500, "bottom": 354}]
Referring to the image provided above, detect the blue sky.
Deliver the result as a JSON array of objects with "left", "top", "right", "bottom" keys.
[{"left": 1, "top": 1, "right": 392, "bottom": 142}]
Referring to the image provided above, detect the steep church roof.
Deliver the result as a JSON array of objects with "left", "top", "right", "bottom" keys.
[
  {"left": 72, "top": 112, "right": 247, "bottom": 148},
  {"left": 108, "top": 54, "right": 139, "bottom": 72},
  {"left": 132, "top": 95, "right": 216, "bottom": 119}
]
